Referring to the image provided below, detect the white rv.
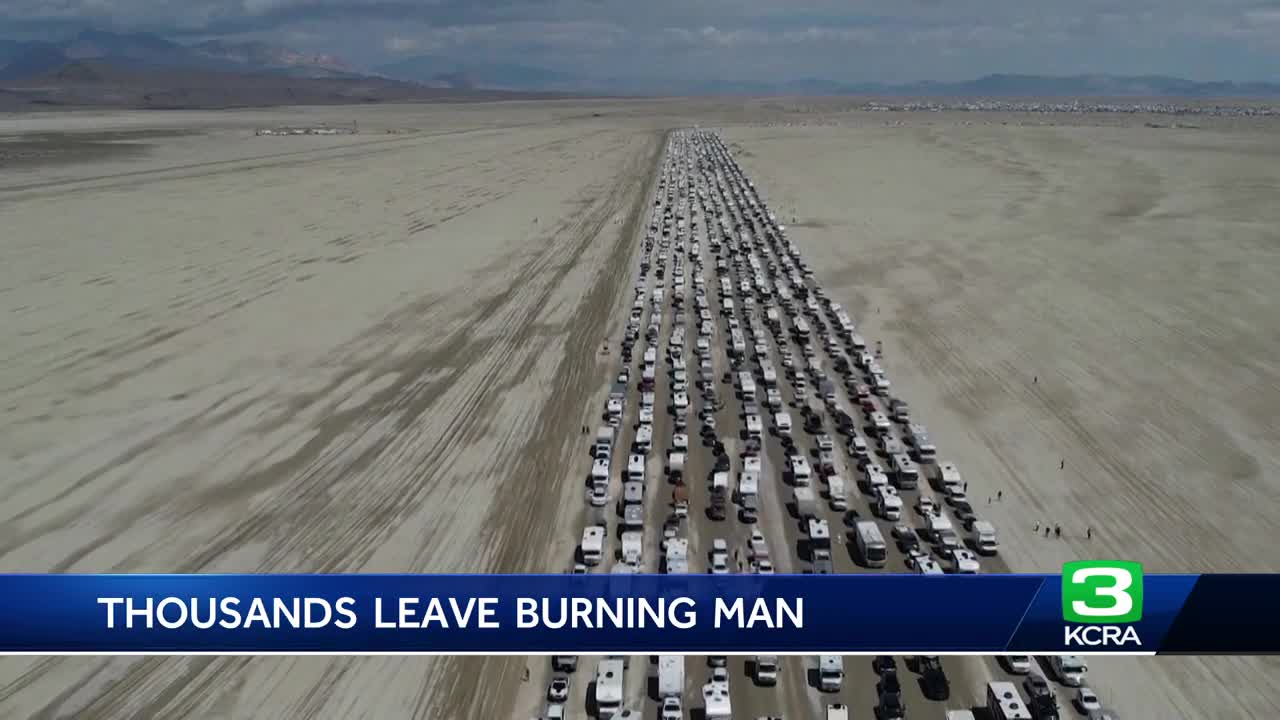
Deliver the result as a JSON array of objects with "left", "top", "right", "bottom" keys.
[
  {"left": 826, "top": 475, "right": 847, "bottom": 511},
  {"left": 658, "top": 655, "right": 684, "bottom": 699},
  {"left": 875, "top": 486, "right": 903, "bottom": 521},
  {"left": 790, "top": 455, "right": 812, "bottom": 484},
  {"left": 581, "top": 526, "right": 605, "bottom": 566},
  {"left": 596, "top": 659, "right": 625, "bottom": 719},
  {"left": 853, "top": 520, "right": 888, "bottom": 568},
  {"left": 987, "top": 681, "right": 1032, "bottom": 720},
  {"left": 620, "top": 531, "right": 643, "bottom": 566},
  {"left": 818, "top": 655, "right": 844, "bottom": 692},
  {"left": 627, "top": 454, "right": 646, "bottom": 483},
  {"left": 702, "top": 681, "right": 732, "bottom": 719}
]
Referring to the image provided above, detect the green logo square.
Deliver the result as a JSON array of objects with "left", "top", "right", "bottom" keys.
[{"left": 1062, "top": 560, "right": 1144, "bottom": 624}]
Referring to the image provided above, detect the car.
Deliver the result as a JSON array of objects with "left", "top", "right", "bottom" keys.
[
  {"left": 1023, "top": 674, "right": 1053, "bottom": 704},
  {"left": 752, "top": 559, "right": 775, "bottom": 574},
  {"left": 546, "top": 674, "right": 570, "bottom": 703},
  {"left": 571, "top": 563, "right": 588, "bottom": 575},
  {"left": 918, "top": 656, "right": 950, "bottom": 701},
  {"left": 708, "top": 655, "right": 728, "bottom": 668},
  {"left": 712, "top": 666, "right": 729, "bottom": 683},
  {"left": 1075, "top": 687, "right": 1102, "bottom": 713},
  {"left": 892, "top": 525, "right": 920, "bottom": 552},
  {"left": 915, "top": 496, "right": 937, "bottom": 516},
  {"left": 544, "top": 702, "right": 565, "bottom": 720},
  {"left": 1002, "top": 655, "right": 1033, "bottom": 674},
  {"left": 661, "top": 696, "right": 682, "bottom": 720},
  {"left": 873, "top": 655, "right": 897, "bottom": 674}
]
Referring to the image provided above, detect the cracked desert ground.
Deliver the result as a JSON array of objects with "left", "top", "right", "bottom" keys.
[{"left": 1, "top": 100, "right": 1277, "bottom": 718}]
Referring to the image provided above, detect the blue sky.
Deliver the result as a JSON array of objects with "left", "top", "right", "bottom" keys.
[{"left": 3, "top": 0, "right": 1279, "bottom": 81}]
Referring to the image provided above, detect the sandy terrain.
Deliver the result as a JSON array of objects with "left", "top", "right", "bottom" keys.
[
  {"left": 0, "top": 103, "right": 663, "bottom": 718},
  {"left": 723, "top": 119, "right": 1280, "bottom": 718},
  {"left": 2, "top": 100, "right": 1277, "bottom": 719}
]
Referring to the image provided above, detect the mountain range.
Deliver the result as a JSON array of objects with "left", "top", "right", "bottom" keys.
[
  {"left": 3, "top": 28, "right": 1279, "bottom": 111},
  {"left": 0, "top": 29, "right": 355, "bottom": 80},
  {"left": 0, "top": 30, "right": 572, "bottom": 109},
  {"left": 373, "top": 58, "right": 1280, "bottom": 98}
]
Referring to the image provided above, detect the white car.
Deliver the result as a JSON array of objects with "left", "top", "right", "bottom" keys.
[
  {"left": 1075, "top": 687, "right": 1102, "bottom": 713},
  {"left": 752, "top": 559, "right": 775, "bottom": 574},
  {"left": 1004, "top": 655, "right": 1033, "bottom": 674},
  {"left": 661, "top": 696, "right": 682, "bottom": 720},
  {"left": 915, "top": 496, "right": 937, "bottom": 517}
]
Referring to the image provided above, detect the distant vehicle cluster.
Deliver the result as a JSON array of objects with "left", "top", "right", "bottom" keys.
[
  {"left": 254, "top": 125, "right": 358, "bottom": 136},
  {"left": 860, "top": 100, "right": 1278, "bottom": 117}
]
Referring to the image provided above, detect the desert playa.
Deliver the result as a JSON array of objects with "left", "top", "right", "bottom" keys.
[{"left": 1, "top": 100, "right": 1278, "bottom": 718}]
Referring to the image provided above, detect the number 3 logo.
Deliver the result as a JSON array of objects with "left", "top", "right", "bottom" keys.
[
  {"left": 1062, "top": 561, "right": 1144, "bottom": 623},
  {"left": 1071, "top": 567, "right": 1133, "bottom": 617}
]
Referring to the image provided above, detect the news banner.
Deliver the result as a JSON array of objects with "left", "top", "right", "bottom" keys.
[{"left": 1, "top": 563, "right": 1276, "bottom": 654}]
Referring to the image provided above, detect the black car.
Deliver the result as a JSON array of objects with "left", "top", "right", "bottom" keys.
[
  {"left": 873, "top": 656, "right": 897, "bottom": 675},
  {"left": 919, "top": 656, "right": 950, "bottom": 701}
]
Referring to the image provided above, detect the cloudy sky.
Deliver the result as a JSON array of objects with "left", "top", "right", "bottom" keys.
[{"left": 4, "top": 0, "right": 1279, "bottom": 82}]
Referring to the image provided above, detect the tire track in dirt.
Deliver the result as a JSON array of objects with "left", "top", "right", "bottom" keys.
[{"left": 422, "top": 129, "right": 667, "bottom": 720}]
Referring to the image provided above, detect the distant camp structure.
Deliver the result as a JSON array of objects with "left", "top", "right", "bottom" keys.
[{"left": 255, "top": 122, "right": 358, "bottom": 137}]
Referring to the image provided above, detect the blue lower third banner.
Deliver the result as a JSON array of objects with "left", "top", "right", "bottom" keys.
[{"left": 0, "top": 573, "right": 1274, "bottom": 654}]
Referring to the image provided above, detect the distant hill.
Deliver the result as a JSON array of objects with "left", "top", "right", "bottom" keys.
[
  {"left": 0, "top": 29, "right": 359, "bottom": 82},
  {"left": 0, "top": 30, "right": 578, "bottom": 110},
  {"left": 0, "top": 57, "right": 571, "bottom": 110}
]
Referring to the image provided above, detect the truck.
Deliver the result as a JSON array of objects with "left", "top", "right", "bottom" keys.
[
  {"left": 666, "top": 451, "right": 686, "bottom": 482},
  {"left": 1052, "top": 655, "right": 1088, "bottom": 686},
  {"left": 657, "top": 655, "right": 684, "bottom": 699},
  {"left": 581, "top": 526, "right": 605, "bottom": 566},
  {"left": 595, "top": 659, "right": 625, "bottom": 719},
  {"left": 827, "top": 475, "right": 847, "bottom": 511},
  {"left": 753, "top": 655, "right": 778, "bottom": 686},
  {"left": 594, "top": 426, "right": 615, "bottom": 459},
  {"left": 818, "top": 655, "right": 844, "bottom": 692},
  {"left": 972, "top": 520, "right": 1000, "bottom": 555},
  {"left": 853, "top": 520, "right": 888, "bottom": 568},
  {"left": 620, "top": 531, "right": 643, "bottom": 567},
  {"left": 792, "top": 486, "right": 819, "bottom": 520},
  {"left": 987, "top": 681, "right": 1033, "bottom": 720}
]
